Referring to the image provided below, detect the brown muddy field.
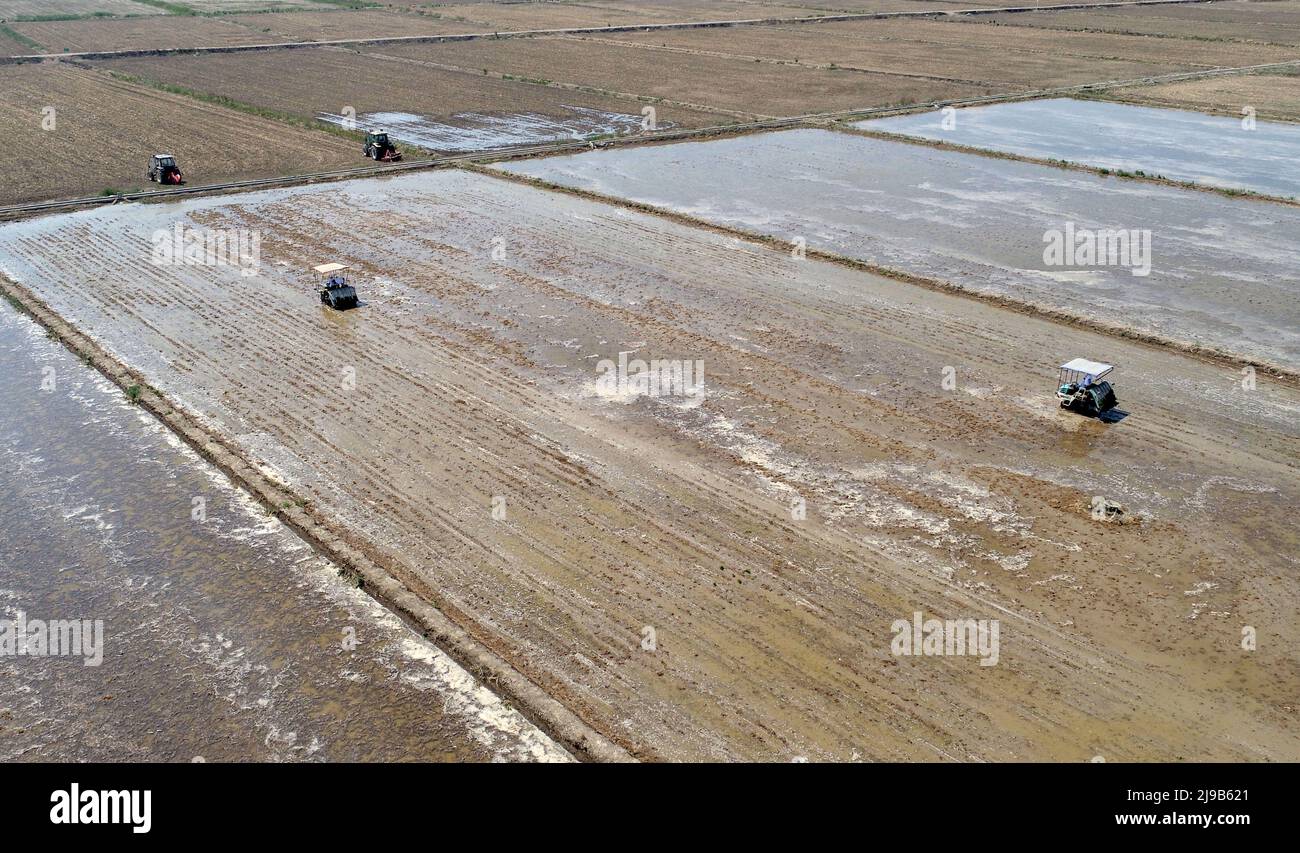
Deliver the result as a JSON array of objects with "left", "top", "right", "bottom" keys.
[
  {"left": 1104, "top": 69, "right": 1300, "bottom": 120},
  {"left": 363, "top": 36, "right": 997, "bottom": 115},
  {"left": 1, "top": 169, "right": 1294, "bottom": 761},
  {"left": 0, "top": 63, "right": 359, "bottom": 206},
  {"left": 95, "top": 46, "right": 728, "bottom": 127}
]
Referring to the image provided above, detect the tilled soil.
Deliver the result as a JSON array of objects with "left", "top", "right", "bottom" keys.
[
  {"left": 1, "top": 168, "right": 1294, "bottom": 761},
  {"left": 360, "top": 36, "right": 998, "bottom": 116},
  {"left": 0, "top": 63, "right": 359, "bottom": 206},
  {"left": 94, "top": 47, "right": 730, "bottom": 128},
  {"left": 979, "top": 2, "right": 1300, "bottom": 45},
  {"left": 582, "top": 19, "right": 1260, "bottom": 88},
  {"left": 6, "top": 16, "right": 284, "bottom": 55},
  {"left": 1104, "top": 69, "right": 1300, "bottom": 121}
]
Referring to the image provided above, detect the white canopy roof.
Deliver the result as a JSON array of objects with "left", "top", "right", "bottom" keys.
[
  {"left": 313, "top": 263, "right": 348, "bottom": 274},
  {"left": 1060, "top": 358, "right": 1113, "bottom": 376}
]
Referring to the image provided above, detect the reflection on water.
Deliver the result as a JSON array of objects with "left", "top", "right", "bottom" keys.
[
  {"left": 318, "top": 106, "right": 664, "bottom": 152},
  {"left": 0, "top": 303, "right": 568, "bottom": 762},
  {"left": 496, "top": 127, "right": 1300, "bottom": 371},
  {"left": 859, "top": 98, "right": 1300, "bottom": 199}
]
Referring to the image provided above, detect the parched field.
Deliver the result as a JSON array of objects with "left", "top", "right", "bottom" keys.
[
  {"left": 164, "top": 0, "right": 343, "bottom": 11},
  {"left": 1104, "top": 69, "right": 1300, "bottom": 121},
  {"left": 419, "top": 1, "right": 841, "bottom": 31},
  {"left": 223, "top": 9, "right": 487, "bottom": 42},
  {"left": 1, "top": 168, "right": 1295, "bottom": 760},
  {"left": 798, "top": 17, "right": 1300, "bottom": 67},
  {"left": 95, "top": 47, "right": 729, "bottom": 133},
  {"left": 582, "top": 21, "right": 1216, "bottom": 89},
  {"left": 0, "top": 26, "right": 37, "bottom": 57},
  {"left": 980, "top": 1, "right": 1300, "bottom": 45},
  {"left": 0, "top": 63, "right": 358, "bottom": 205},
  {"left": 364, "top": 36, "right": 998, "bottom": 115},
  {"left": 6, "top": 16, "right": 284, "bottom": 54},
  {"left": 0, "top": 0, "right": 155, "bottom": 16}
]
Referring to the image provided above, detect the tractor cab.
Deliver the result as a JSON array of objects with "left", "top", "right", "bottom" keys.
[
  {"left": 1056, "top": 357, "right": 1118, "bottom": 417},
  {"left": 313, "top": 262, "right": 358, "bottom": 311},
  {"left": 148, "top": 153, "right": 183, "bottom": 185},
  {"left": 363, "top": 130, "right": 401, "bottom": 162}
]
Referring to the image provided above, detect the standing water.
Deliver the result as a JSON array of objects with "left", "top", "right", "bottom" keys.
[{"left": 0, "top": 301, "right": 568, "bottom": 762}]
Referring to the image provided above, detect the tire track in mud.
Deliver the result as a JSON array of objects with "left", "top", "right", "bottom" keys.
[{"left": 2, "top": 170, "right": 1296, "bottom": 760}]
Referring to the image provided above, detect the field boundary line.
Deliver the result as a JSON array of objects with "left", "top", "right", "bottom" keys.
[
  {"left": 0, "top": 0, "right": 1243, "bottom": 64},
  {"left": 0, "top": 274, "right": 636, "bottom": 765},
  {"left": 469, "top": 163, "right": 1300, "bottom": 386}
]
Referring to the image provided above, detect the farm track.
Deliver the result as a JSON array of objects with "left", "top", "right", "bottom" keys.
[
  {"left": 1, "top": 170, "right": 1295, "bottom": 760},
  {"left": 0, "top": 0, "right": 1246, "bottom": 64}
]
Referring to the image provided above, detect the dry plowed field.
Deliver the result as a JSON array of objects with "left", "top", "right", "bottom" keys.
[
  {"left": 981, "top": 1, "right": 1300, "bottom": 45},
  {"left": 0, "top": 0, "right": 154, "bottom": 15},
  {"left": 581, "top": 23, "right": 1215, "bottom": 88},
  {"left": 223, "top": 9, "right": 487, "bottom": 42},
  {"left": 95, "top": 47, "right": 727, "bottom": 129},
  {"left": 5, "top": 17, "right": 284, "bottom": 55},
  {"left": 1104, "top": 68, "right": 1300, "bottom": 120},
  {"left": 168, "top": 0, "right": 341, "bottom": 10},
  {"left": 758, "top": 17, "right": 1300, "bottom": 66},
  {"left": 420, "top": 1, "right": 840, "bottom": 30},
  {"left": 0, "top": 28, "right": 34, "bottom": 57},
  {"left": 0, "top": 63, "right": 357, "bottom": 205},
  {"left": 1, "top": 169, "right": 1295, "bottom": 761},
  {"left": 363, "top": 36, "right": 997, "bottom": 115}
]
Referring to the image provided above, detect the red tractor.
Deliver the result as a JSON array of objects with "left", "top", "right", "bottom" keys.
[{"left": 147, "top": 153, "right": 183, "bottom": 185}]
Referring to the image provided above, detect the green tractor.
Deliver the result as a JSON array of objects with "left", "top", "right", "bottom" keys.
[
  {"left": 1056, "top": 358, "right": 1118, "bottom": 418},
  {"left": 363, "top": 130, "right": 401, "bottom": 162}
]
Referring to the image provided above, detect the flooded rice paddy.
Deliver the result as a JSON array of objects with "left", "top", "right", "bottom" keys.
[
  {"left": 0, "top": 303, "right": 568, "bottom": 762},
  {"left": 319, "top": 106, "right": 662, "bottom": 152},
  {"left": 0, "top": 169, "right": 1295, "bottom": 760},
  {"left": 496, "top": 127, "right": 1300, "bottom": 371},
  {"left": 857, "top": 98, "right": 1300, "bottom": 199}
]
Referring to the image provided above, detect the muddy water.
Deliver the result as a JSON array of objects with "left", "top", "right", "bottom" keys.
[
  {"left": 858, "top": 98, "right": 1300, "bottom": 199},
  {"left": 496, "top": 127, "right": 1300, "bottom": 370},
  {"left": 0, "top": 304, "right": 568, "bottom": 762},
  {"left": 319, "top": 106, "right": 663, "bottom": 152}
]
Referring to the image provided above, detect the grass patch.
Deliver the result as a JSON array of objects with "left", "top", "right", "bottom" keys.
[
  {"left": 130, "top": 0, "right": 196, "bottom": 14},
  {"left": 0, "top": 24, "right": 43, "bottom": 50},
  {"left": 2, "top": 290, "right": 31, "bottom": 316},
  {"left": 107, "top": 71, "right": 368, "bottom": 144},
  {"left": 125, "top": 384, "right": 142, "bottom": 404},
  {"left": 12, "top": 12, "right": 119, "bottom": 22}
]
